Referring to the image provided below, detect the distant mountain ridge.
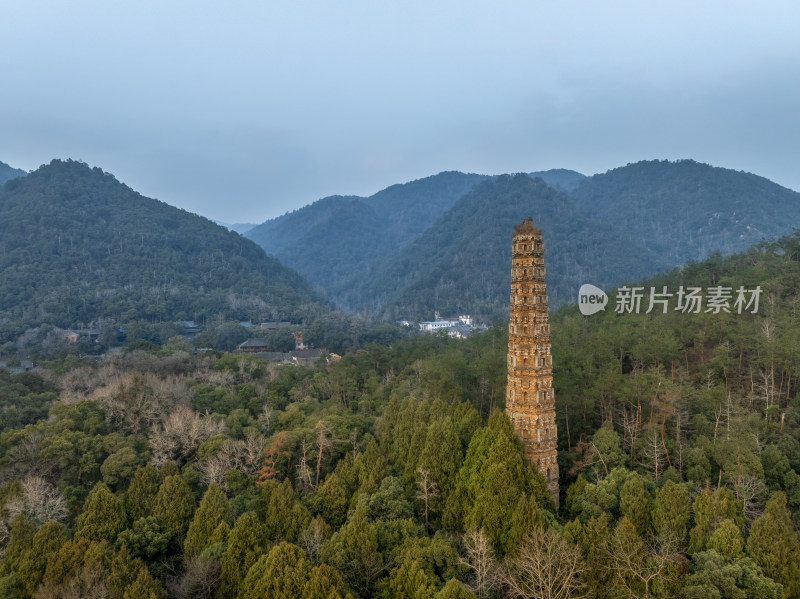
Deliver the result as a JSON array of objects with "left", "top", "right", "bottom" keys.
[
  {"left": 247, "top": 171, "right": 489, "bottom": 297},
  {"left": 350, "top": 174, "right": 670, "bottom": 318},
  {"left": 0, "top": 160, "right": 323, "bottom": 340},
  {"left": 0, "top": 160, "right": 26, "bottom": 185},
  {"left": 570, "top": 159, "right": 799, "bottom": 263},
  {"left": 246, "top": 159, "right": 800, "bottom": 321}
]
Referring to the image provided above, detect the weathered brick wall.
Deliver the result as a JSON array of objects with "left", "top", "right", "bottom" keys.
[{"left": 506, "top": 218, "right": 559, "bottom": 506}]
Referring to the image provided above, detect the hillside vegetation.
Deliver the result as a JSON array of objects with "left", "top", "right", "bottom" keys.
[
  {"left": 1, "top": 238, "right": 799, "bottom": 597},
  {"left": 0, "top": 160, "right": 324, "bottom": 344},
  {"left": 0, "top": 161, "right": 26, "bottom": 185},
  {"left": 247, "top": 160, "right": 800, "bottom": 322},
  {"left": 247, "top": 172, "right": 488, "bottom": 301},
  {"left": 354, "top": 174, "right": 669, "bottom": 320}
]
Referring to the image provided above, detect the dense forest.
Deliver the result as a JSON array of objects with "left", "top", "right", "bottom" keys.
[
  {"left": 352, "top": 175, "right": 668, "bottom": 319},
  {"left": 0, "top": 160, "right": 325, "bottom": 344},
  {"left": 570, "top": 159, "right": 800, "bottom": 263},
  {"left": 246, "top": 160, "right": 800, "bottom": 322},
  {"left": 2, "top": 236, "right": 799, "bottom": 598}
]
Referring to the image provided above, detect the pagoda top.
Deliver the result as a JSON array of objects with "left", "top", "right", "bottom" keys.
[{"left": 513, "top": 217, "right": 542, "bottom": 236}]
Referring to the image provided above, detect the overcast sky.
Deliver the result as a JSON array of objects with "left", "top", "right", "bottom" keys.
[{"left": 2, "top": 1, "right": 798, "bottom": 223}]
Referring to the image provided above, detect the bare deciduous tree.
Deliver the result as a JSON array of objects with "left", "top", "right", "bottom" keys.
[
  {"left": 415, "top": 467, "right": 439, "bottom": 532},
  {"left": 460, "top": 526, "right": 498, "bottom": 599},
  {"left": 500, "top": 527, "right": 587, "bottom": 599},
  {"left": 735, "top": 474, "right": 766, "bottom": 524},
  {"left": 315, "top": 420, "right": 333, "bottom": 488},
  {"left": 0, "top": 520, "right": 9, "bottom": 559},
  {"left": 296, "top": 439, "right": 314, "bottom": 494},
  {"left": 240, "top": 432, "right": 266, "bottom": 476},
  {"left": 642, "top": 429, "right": 667, "bottom": 481},
  {"left": 301, "top": 516, "right": 329, "bottom": 565},
  {"left": 608, "top": 526, "right": 680, "bottom": 599},
  {"left": 198, "top": 432, "right": 266, "bottom": 487},
  {"left": 165, "top": 554, "right": 220, "bottom": 599},
  {"left": 3, "top": 431, "right": 49, "bottom": 479},
  {"left": 258, "top": 403, "right": 273, "bottom": 434},
  {"left": 6, "top": 475, "right": 67, "bottom": 524},
  {"left": 150, "top": 405, "right": 224, "bottom": 467}
]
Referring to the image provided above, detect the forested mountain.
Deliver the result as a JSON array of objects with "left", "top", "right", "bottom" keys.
[
  {"left": 528, "top": 168, "right": 586, "bottom": 192},
  {"left": 0, "top": 160, "right": 324, "bottom": 343},
  {"left": 246, "top": 172, "right": 488, "bottom": 299},
  {"left": 570, "top": 159, "right": 800, "bottom": 263},
  {"left": 0, "top": 160, "right": 26, "bottom": 185},
  {"left": 2, "top": 237, "right": 800, "bottom": 598},
  {"left": 219, "top": 222, "right": 258, "bottom": 235},
  {"left": 246, "top": 160, "right": 800, "bottom": 323},
  {"left": 353, "top": 174, "right": 670, "bottom": 319}
]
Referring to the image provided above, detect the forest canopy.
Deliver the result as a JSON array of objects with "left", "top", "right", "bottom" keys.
[{"left": 2, "top": 235, "right": 800, "bottom": 597}]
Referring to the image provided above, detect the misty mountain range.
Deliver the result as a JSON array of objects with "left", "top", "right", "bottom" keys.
[
  {"left": 245, "top": 159, "right": 800, "bottom": 320},
  {"left": 1, "top": 157, "right": 798, "bottom": 332}
]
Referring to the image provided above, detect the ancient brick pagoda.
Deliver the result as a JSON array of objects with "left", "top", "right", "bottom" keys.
[{"left": 506, "top": 218, "right": 559, "bottom": 505}]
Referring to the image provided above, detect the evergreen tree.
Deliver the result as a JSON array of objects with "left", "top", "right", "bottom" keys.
[
  {"left": 74, "top": 482, "right": 127, "bottom": 543},
  {"left": 106, "top": 545, "right": 147, "bottom": 599},
  {"left": 386, "top": 553, "right": 437, "bottom": 599},
  {"left": 152, "top": 474, "right": 195, "bottom": 540},
  {"left": 122, "top": 566, "right": 167, "bottom": 599},
  {"left": 436, "top": 578, "right": 477, "bottom": 599},
  {"left": 651, "top": 480, "right": 690, "bottom": 546},
  {"left": 184, "top": 482, "right": 230, "bottom": 556},
  {"left": 689, "top": 487, "right": 743, "bottom": 552},
  {"left": 219, "top": 512, "right": 268, "bottom": 599},
  {"left": 15, "top": 521, "right": 66, "bottom": 595},
  {"left": 124, "top": 464, "right": 162, "bottom": 521},
  {"left": 682, "top": 550, "right": 783, "bottom": 599},
  {"left": 505, "top": 493, "right": 544, "bottom": 557},
  {"left": 321, "top": 501, "right": 384, "bottom": 596},
  {"left": 240, "top": 541, "right": 312, "bottom": 599},
  {"left": 746, "top": 491, "right": 800, "bottom": 597},
  {"left": 619, "top": 472, "right": 653, "bottom": 536},
  {"left": 302, "top": 563, "right": 354, "bottom": 599},
  {"left": 707, "top": 519, "right": 744, "bottom": 561},
  {"left": 261, "top": 477, "right": 310, "bottom": 542}
]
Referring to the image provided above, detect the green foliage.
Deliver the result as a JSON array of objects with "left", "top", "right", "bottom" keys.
[
  {"left": 2, "top": 235, "right": 800, "bottom": 598},
  {"left": 303, "top": 563, "right": 355, "bottom": 599},
  {"left": 184, "top": 482, "right": 231, "bottom": 556},
  {"left": 746, "top": 491, "right": 800, "bottom": 597},
  {"left": 247, "top": 171, "right": 487, "bottom": 316},
  {"left": 652, "top": 480, "right": 691, "bottom": 546},
  {"left": 240, "top": 541, "right": 312, "bottom": 599},
  {"left": 321, "top": 501, "right": 384, "bottom": 596},
  {"left": 619, "top": 471, "right": 653, "bottom": 536},
  {"left": 260, "top": 478, "right": 311, "bottom": 543},
  {"left": 122, "top": 566, "right": 167, "bottom": 599},
  {"left": 707, "top": 519, "right": 744, "bottom": 561},
  {"left": 74, "top": 482, "right": 126, "bottom": 543},
  {"left": 219, "top": 512, "right": 268, "bottom": 599},
  {"left": 0, "top": 370, "right": 58, "bottom": 432},
  {"left": 152, "top": 474, "right": 194, "bottom": 540},
  {"left": 436, "top": 578, "right": 477, "bottom": 599},
  {"left": 384, "top": 552, "right": 438, "bottom": 599},
  {"left": 117, "top": 516, "right": 171, "bottom": 562},
  {"left": 689, "top": 487, "right": 743, "bottom": 553},
  {"left": 124, "top": 463, "right": 162, "bottom": 521},
  {"left": 101, "top": 446, "right": 141, "bottom": 490},
  {"left": 682, "top": 550, "right": 783, "bottom": 599},
  {"left": 0, "top": 159, "right": 324, "bottom": 343}
]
